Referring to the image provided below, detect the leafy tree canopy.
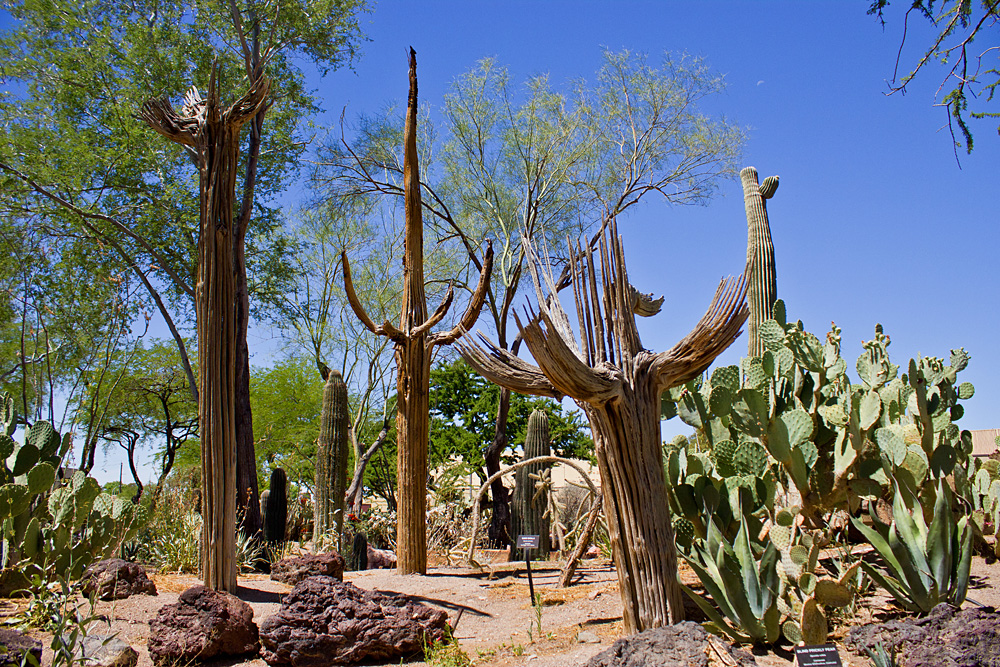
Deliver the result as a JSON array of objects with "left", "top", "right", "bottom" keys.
[{"left": 429, "top": 357, "right": 593, "bottom": 479}]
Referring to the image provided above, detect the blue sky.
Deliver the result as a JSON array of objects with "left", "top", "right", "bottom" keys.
[
  {"left": 294, "top": 1, "right": 998, "bottom": 439},
  {"left": 7, "top": 2, "right": 995, "bottom": 480}
]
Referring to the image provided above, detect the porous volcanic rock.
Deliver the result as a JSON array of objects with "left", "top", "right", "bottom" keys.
[
  {"left": 147, "top": 585, "right": 259, "bottom": 666},
  {"left": 259, "top": 576, "right": 448, "bottom": 666},
  {"left": 80, "top": 559, "right": 157, "bottom": 600},
  {"left": 584, "top": 622, "right": 757, "bottom": 667},
  {"left": 0, "top": 628, "right": 42, "bottom": 667},
  {"left": 270, "top": 551, "right": 344, "bottom": 586},
  {"left": 69, "top": 635, "right": 138, "bottom": 667},
  {"left": 846, "top": 602, "right": 1000, "bottom": 667}
]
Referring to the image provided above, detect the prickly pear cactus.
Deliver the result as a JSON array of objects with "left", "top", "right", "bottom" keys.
[
  {"left": 664, "top": 300, "right": 977, "bottom": 527},
  {"left": 770, "top": 507, "right": 857, "bottom": 645},
  {"left": 0, "top": 392, "right": 145, "bottom": 593},
  {"left": 511, "top": 410, "right": 551, "bottom": 555},
  {"left": 314, "top": 370, "right": 349, "bottom": 550},
  {"left": 264, "top": 468, "right": 287, "bottom": 545}
]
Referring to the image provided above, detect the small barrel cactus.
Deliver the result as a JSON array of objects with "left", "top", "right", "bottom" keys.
[
  {"left": 314, "top": 369, "right": 350, "bottom": 550},
  {"left": 511, "top": 409, "right": 552, "bottom": 556},
  {"left": 264, "top": 468, "right": 287, "bottom": 544}
]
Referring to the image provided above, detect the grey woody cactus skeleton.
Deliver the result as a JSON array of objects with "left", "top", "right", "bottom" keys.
[
  {"left": 459, "top": 219, "right": 747, "bottom": 632},
  {"left": 342, "top": 49, "right": 493, "bottom": 575}
]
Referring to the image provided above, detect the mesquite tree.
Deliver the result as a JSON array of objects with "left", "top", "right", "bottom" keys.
[
  {"left": 742, "top": 166, "right": 780, "bottom": 357},
  {"left": 342, "top": 49, "right": 493, "bottom": 575},
  {"left": 459, "top": 220, "right": 747, "bottom": 631},
  {"left": 141, "top": 68, "right": 270, "bottom": 592}
]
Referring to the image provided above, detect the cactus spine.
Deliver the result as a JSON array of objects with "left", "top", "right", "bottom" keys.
[
  {"left": 512, "top": 410, "right": 552, "bottom": 555},
  {"left": 741, "top": 166, "right": 779, "bottom": 358},
  {"left": 314, "top": 369, "right": 349, "bottom": 550},
  {"left": 264, "top": 468, "right": 287, "bottom": 544}
]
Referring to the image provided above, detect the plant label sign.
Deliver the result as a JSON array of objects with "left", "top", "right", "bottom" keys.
[
  {"left": 516, "top": 534, "right": 540, "bottom": 550},
  {"left": 794, "top": 644, "right": 843, "bottom": 667}
]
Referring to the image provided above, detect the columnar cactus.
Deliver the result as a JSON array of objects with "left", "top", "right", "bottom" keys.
[
  {"left": 314, "top": 369, "right": 349, "bottom": 549},
  {"left": 349, "top": 532, "right": 368, "bottom": 571},
  {"left": 264, "top": 468, "right": 287, "bottom": 545},
  {"left": 511, "top": 410, "right": 552, "bottom": 555},
  {"left": 741, "top": 166, "right": 779, "bottom": 359}
]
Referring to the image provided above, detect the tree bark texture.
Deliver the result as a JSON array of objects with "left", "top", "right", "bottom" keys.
[
  {"left": 341, "top": 50, "right": 494, "bottom": 574},
  {"left": 485, "top": 387, "right": 512, "bottom": 548},
  {"left": 141, "top": 68, "right": 270, "bottom": 592},
  {"left": 458, "top": 219, "right": 748, "bottom": 632},
  {"left": 741, "top": 166, "right": 779, "bottom": 358}
]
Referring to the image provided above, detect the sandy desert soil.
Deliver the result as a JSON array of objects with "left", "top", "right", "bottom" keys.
[{"left": 7, "top": 552, "right": 1000, "bottom": 667}]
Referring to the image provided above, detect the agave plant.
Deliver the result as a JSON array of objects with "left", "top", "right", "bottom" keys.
[
  {"left": 851, "top": 477, "right": 973, "bottom": 613},
  {"left": 681, "top": 513, "right": 781, "bottom": 644}
]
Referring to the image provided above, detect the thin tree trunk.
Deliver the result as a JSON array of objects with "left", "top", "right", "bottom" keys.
[{"left": 485, "top": 387, "right": 511, "bottom": 548}]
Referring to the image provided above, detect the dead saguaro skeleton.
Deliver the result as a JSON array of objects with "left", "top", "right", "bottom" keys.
[
  {"left": 141, "top": 67, "right": 270, "bottom": 592},
  {"left": 459, "top": 220, "right": 747, "bottom": 632},
  {"left": 342, "top": 49, "right": 493, "bottom": 575}
]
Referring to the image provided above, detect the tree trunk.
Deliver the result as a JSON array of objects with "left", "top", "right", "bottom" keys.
[
  {"left": 235, "top": 333, "right": 261, "bottom": 538},
  {"left": 587, "top": 371, "right": 683, "bottom": 630},
  {"left": 485, "top": 387, "right": 511, "bottom": 548}
]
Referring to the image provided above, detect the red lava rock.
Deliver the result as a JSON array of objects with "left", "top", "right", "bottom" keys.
[
  {"left": 147, "top": 585, "right": 259, "bottom": 666},
  {"left": 270, "top": 552, "right": 345, "bottom": 586},
  {"left": 0, "top": 628, "right": 42, "bottom": 667},
  {"left": 259, "top": 576, "right": 448, "bottom": 666},
  {"left": 584, "top": 622, "right": 757, "bottom": 666},
  {"left": 80, "top": 559, "right": 157, "bottom": 601}
]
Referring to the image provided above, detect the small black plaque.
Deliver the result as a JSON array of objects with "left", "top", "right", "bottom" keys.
[
  {"left": 794, "top": 644, "right": 843, "bottom": 667},
  {"left": 516, "top": 534, "right": 540, "bottom": 549}
]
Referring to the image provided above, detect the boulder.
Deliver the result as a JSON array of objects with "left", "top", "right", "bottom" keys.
[
  {"left": 584, "top": 622, "right": 756, "bottom": 667},
  {"left": 147, "top": 585, "right": 259, "bottom": 666},
  {"left": 80, "top": 559, "right": 157, "bottom": 601},
  {"left": 0, "top": 628, "right": 42, "bottom": 667},
  {"left": 846, "top": 602, "right": 1000, "bottom": 667},
  {"left": 259, "top": 576, "right": 448, "bottom": 666},
  {"left": 270, "top": 552, "right": 344, "bottom": 586},
  {"left": 67, "top": 635, "right": 138, "bottom": 667},
  {"left": 366, "top": 545, "right": 396, "bottom": 570}
]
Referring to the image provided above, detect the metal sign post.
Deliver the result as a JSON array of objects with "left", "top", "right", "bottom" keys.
[{"left": 516, "top": 534, "right": 540, "bottom": 602}]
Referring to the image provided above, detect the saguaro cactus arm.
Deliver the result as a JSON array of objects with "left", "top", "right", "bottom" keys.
[
  {"left": 456, "top": 333, "right": 562, "bottom": 400},
  {"left": 428, "top": 241, "right": 494, "bottom": 346},
  {"left": 741, "top": 165, "right": 779, "bottom": 358},
  {"left": 340, "top": 250, "right": 405, "bottom": 342},
  {"left": 650, "top": 275, "right": 748, "bottom": 390}
]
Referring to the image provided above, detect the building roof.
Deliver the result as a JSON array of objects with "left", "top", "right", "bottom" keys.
[{"left": 971, "top": 429, "right": 1000, "bottom": 458}]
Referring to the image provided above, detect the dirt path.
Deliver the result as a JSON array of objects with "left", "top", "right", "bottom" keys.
[{"left": 13, "top": 554, "right": 1000, "bottom": 667}]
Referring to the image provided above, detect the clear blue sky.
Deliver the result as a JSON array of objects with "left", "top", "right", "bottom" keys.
[
  {"left": 297, "top": 1, "right": 998, "bottom": 439},
  {"left": 10, "top": 2, "right": 993, "bottom": 480}
]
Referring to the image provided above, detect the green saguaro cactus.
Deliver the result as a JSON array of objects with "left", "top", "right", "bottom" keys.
[
  {"left": 314, "top": 369, "right": 349, "bottom": 550},
  {"left": 741, "top": 166, "right": 779, "bottom": 359},
  {"left": 264, "top": 468, "right": 287, "bottom": 545},
  {"left": 511, "top": 410, "right": 552, "bottom": 556}
]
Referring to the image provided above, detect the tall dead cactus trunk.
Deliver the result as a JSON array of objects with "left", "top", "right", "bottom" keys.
[
  {"left": 342, "top": 49, "right": 493, "bottom": 575},
  {"left": 141, "top": 67, "right": 270, "bottom": 592},
  {"left": 459, "top": 221, "right": 747, "bottom": 632}
]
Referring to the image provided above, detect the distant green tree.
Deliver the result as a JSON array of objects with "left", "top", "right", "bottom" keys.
[
  {"left": 869, "top": 0, "right": 999, "bottom": 152},
  {"left": 429, "top": 358, "right": 593, "bottom": 486}
]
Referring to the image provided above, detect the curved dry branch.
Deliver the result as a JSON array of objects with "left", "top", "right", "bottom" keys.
[
  {"left": 430, "top": 240, "right": 494, "bottom": 347},
  {"left": 139, "top": 97, "right": 201, "bottom": 147},
  {"left": 341, "top": 250, "right": 405, "bottom": 343},
  {"left": 651, "top": 272, "right": 749, "bottom": 390},
  {"left": 457, "top": 332, "right": 561, "bottom": 400},
  {"left": 411, "top": 283, "right": 454, "bottom": 338},
  {"left": 518, "top": 307, "right": 622, "bottom": 405}
]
